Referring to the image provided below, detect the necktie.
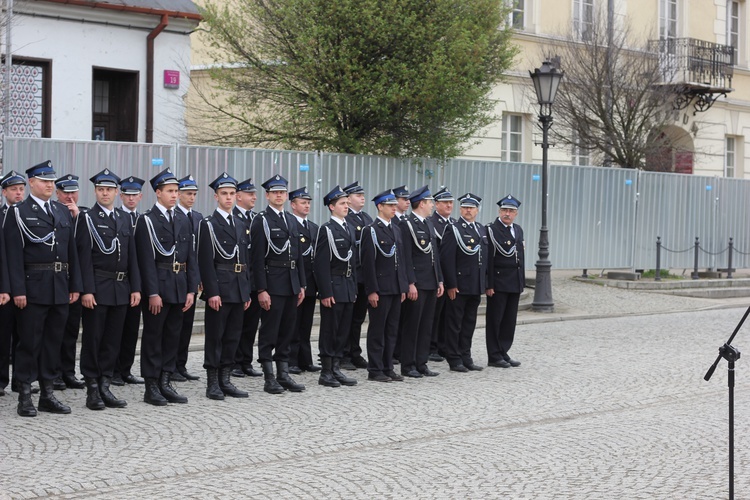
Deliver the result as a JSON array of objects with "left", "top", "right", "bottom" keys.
[
  {"left": 110, "top": 211, "right": 116, "bottom": 224},
  {"left": 45, "top": 202, "right": 54, "bottom": 224},
  {"left": 167, "top": 209, "right": 173, "bottom": 224},
  {"left": 187, "top": 210, "right": 193, "bottom": 228},
  {"left": 129, "top": 211, "right": 136, "bottom": 225},
  {"left": 227, "top": 214, "right": 234, "bottom": 228},
  {"left": 302, "top": 219, "right": 308, "bottom": 230}
]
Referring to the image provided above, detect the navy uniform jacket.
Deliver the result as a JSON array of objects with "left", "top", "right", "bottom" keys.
[
  {"left": 399, "top": 213, "right": 443, "bottom": 291},
  {"left": 75, "top": 204, "right": 141, "bottom": 306},
  {"left": 486, "top": 219, "right": 525, "bottom": 293},
  {"left": 429, "top": 212, "right": 455, "bottom": 249},
  {"left": 313, "top": 219, "right": 357, "bottom": 303},
  {"left": 3, "top": 197, "right": 83, "bottom": 304},
  {"left": 233, "top": 207, "right": 255, "bottom": 287},
  {"left": 345, "top": 209, "right": 373, "bottom": 285},
  {"left": 440, "top": 218, "right": 488, "bottom": 295},
  {"left": 297, "top": 217, "right": 318, "bottom": 298},
  {"left": 360, "top": 218, "right": 409, "bottom": 296},
  {"left": 197, "top": 211, "right": 251, "bottom": 303},
  {"left": 135, "top": 204, "right": 199, "bottom": 303},
  {"left": 250, "top": 208, "right": 305, "bottom": 296}
]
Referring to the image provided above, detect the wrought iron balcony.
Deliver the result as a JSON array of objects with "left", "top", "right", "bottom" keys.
[{"left": 648, "top": 38, "right": 735, "bottom": 113}]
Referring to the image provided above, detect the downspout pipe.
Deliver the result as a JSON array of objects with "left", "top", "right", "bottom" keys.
[{"left": 147, "top": 14, "right": 168, "bottom": 143}]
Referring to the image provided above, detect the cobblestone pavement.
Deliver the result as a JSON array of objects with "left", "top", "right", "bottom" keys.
[{"left": 2, "top": 275, "right": 750, "bottom": 499}]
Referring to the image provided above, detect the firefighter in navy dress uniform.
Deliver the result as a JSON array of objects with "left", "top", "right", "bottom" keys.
[
  {"left": 173, "top": 174, "right": 203, "bottom": 382},
  {"left": 398, "top": 185, "right": 444, "bottom": 378},
  {"left": 76, "top": 169, "right": 141, "bottom": 410},
  {"left": 135, "top": 168, "right": 199, "bottom": 406},
  {"left": 440, "top": 193, "right": 488, "bottom": 373},
  {"left": 0, "top": 170, "right": 26, "bottom": 396},
  {"left": 198, "top": 173, "right": 252, "bottom": 400},
  {"left": 4, "top": 160, "right": 83, "bottom": 417},
  {"left": 288, "top": 186, "right": 321, "bottom": 374},
  {"left": 250, "top": 174, "right": 306, "bottom": 394},
  {"left": 428, "top": 187, "right": 455, "bottom": 362},
  {"left": 361, "top": 189, "right": 409, "bottom": 383},
  {"left": 112, "top": 176, "right": 146, "bottom": 386},
  {"left": 313, "top": 185, "right": 358, "bottom": 388},
  {"left": 231, "top": 178, "right": 263, "bottom": 379},
  {"left": 485, "top": 194, "right": 524, "bottom": 368}
]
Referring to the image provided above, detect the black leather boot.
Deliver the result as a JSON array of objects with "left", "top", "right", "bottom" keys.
[
  {"left": 218, "top": 367, "right": 248, "bottom": 398},
  {"left": 261, "top": 361, "right": 285, "bottom": 394},
  {"left": 276, "top": 361, "right": 305, "bottom": 392},
  {"left": 144, "top": 378, "right": 168, "bottom": 406},
  {"left": 159, "top": 372, "right": 188, "bottom": 403},
  {"left": 84, "top": 377, "right": 105, "bottom": 410},
  {"left": 38, "top": 379, "right": 71, "bottom": 414},
  {"left": 318, "top": 357, "right": 340, "bottom": 388},
  {"left": 332, "top": 358, "right": 358, "bottom": 386},
  {"left": 17, "top": 382, "right": 37, "bottom": 417},
  {"left": 205, "top": 368, "right": 224, "bottom": 400},
  {"left": 99, "top": 376, "right": 127, "bottom": 408}
]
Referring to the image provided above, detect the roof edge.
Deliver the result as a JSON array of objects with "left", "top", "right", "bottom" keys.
[{"left": 37, "top": 0, "right": 202, "bottom": 22}]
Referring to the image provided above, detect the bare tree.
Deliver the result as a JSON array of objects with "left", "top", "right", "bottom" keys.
[{"left": 544, "top": 13, "right": 679, "bottom": 170}]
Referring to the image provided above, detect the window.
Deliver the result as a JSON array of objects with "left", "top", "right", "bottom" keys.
[
  {"left": 726, "top": 136, "right": 736, "bottom": 177},
  {"left": 659, "top": 0, "right": 678, "bottom": 43},
  {"left": 0, "top": 58, "right": 51, "bottom": 139},
  {"left": 501, "top": 114, "right": 523, "bottom": 162},
  {"left": 507, "top": 0, "right": 524, "bottom": 29},
  {"left": 572, "top": 130, "right": 590, "bottom": 166},
  {"left": 573, "top": 0, "right": 594, "bottom": 41},
  {"left": 728, "top": 1, "right": 740, "bottom": 63}
]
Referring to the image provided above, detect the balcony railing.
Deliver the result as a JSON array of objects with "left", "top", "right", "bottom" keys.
[{"left": 649, "top": 38, "right": 735, "bottom": 90}]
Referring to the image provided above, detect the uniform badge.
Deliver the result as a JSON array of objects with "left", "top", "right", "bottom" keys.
[
  {"left": 300, "top": 237, "right": 306, "bottom": 242},
  {"left": 420, "top": 239, "right": 426, "bottom": 245},
  {"left": 506, "top": 240, "right": 512, "bottom": 245},
  {"left": 470, "top": 238, "right": 474, "bottom": 243},
  {"left": 357, "top": 226, "right": 361, "bottom": 230}
]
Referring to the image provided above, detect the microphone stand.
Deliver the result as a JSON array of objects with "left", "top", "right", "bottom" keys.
[{"left": 704, "top": 304, "right": 749, "bottom": 500}]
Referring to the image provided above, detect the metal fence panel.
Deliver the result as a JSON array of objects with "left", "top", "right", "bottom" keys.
[{"left": 4, "top": 137, "right": 750, "bottom": 273}]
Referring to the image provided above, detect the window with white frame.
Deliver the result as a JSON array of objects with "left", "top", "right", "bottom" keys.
[
  {"left": 659, "top": 0, "right": 678, "bottom": 43},
  {"left": 728, "top": 1, "right": 741, "bottom": 63},
  {"left": 501, "top": 114, "right": 523, "bottom": 162},
  {"left": 573, "top": 0, "right": 594, "bottom": 41},
  {"left": 726, "top": 136, "right": 736, "bottom": 177},
  {"left": 507, "top": 0, "right": 524, "bottom": 29},
  {"left": 572, "top": 130, "right": 591, "bottom": 166}
]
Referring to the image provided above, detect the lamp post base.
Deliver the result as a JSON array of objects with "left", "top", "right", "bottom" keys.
[{"left": 531, "top": 259, "right": 554, "bottom": 312}]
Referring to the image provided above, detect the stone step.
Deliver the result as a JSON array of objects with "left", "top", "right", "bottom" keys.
[
  {"left": 658, "top": 287, "right": 750, "bottom": 299},
  {"left": 576, "top": 276, "right": 750, "bottom": 291}
]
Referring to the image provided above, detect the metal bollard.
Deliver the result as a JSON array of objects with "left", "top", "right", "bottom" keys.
[
  {"left": 655, "top": 237, "right": 662, "bottom": 281},
  {"left": 692, "top": 237, "right": 700, "bottom": 280},
  {"left": 728, "top": 238, "right": 734, "bottom": 279}
]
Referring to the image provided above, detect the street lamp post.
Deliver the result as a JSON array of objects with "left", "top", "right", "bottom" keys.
[{"left": 529, "top": 60, "right": 563, "bottom": 312}]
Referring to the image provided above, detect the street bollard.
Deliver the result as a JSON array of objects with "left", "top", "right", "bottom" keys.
[
  {"left": 728, "top": 238, "right": 734, "bottom": 279},
  {"left": 692, "top": 237, "right": 700, "bottom": 280},
  {"left": 655, "top": 237, "right": 662, "bottom": 281}
]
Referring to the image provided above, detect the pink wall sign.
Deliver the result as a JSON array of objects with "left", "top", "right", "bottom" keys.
[{"left": 164, "top": 70, "right": 180, "bottom": 89}]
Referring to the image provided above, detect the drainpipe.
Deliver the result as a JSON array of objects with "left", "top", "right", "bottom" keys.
[{"left": 146, "top": 14, "right": 168, "bottom": 143}]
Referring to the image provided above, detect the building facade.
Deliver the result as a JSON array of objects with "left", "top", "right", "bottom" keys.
[{"left": 1, "top": 0, "right": 201, "bottom": 147}]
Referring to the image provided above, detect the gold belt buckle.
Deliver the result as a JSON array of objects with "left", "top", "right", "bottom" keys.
[
  {"left": 172, "top": 262, "right": 181, "bottom": 273},
  {"left": 54, "top": 262, "right": 63, "bottom": 272},
  {"left": 234, "top": 263, "right": 243, "bottom": 273}
]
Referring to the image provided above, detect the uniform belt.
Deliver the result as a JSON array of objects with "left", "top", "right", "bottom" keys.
[
  {"left": 25, "top": 262, "right": 68, "bottom": 272},
  {"left": 331, "top": 267, "right": 352, "bottom": 277},
  {"left": 265, "top": 260, "right": 296, "bottom": 269},
  {"left": 216, "top": 263, "right": 246, "bottom": 273},
  {"left": 156, "top": 262, "right": 187, "bottom": 273},
  {"left": 94, "top": 269, "right": 128, "bottom": 281}
]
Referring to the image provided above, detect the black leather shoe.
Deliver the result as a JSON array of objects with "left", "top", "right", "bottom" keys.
[
  {"left": 122, "top": 373, "right": 144, "bottom": 385},
  {"left": 288, "top": 365, "right": 303, "bottom": 375},
  {"left": 489, "top": 359, "right": 511, "bottom": 368},
  {"left": 205, "top": 369, "right": 225, "bottom": 400},
  {"left": 170, "top": 371, "right": 187, "bottom": 382},
  {"left": 99, "top": 377, "right": 127, "bottom": 408},
  {"left": 419, "top": 368, "right": 440, "bottom": 377},
  {"left": 367, "top": 373, "right": 391, "bottom": 382},
  {"left": 242, "top": 365, "right": 263, "bottom": 377},
  {"left": 276, "top": 362, "right": 305, "bottom": 392},
  {"left": 351, "top": 356, "right": 368, "bottom": 369},
  {"left": 231, "top": 367, "right": 246, "bottom": 378},
  {"left": 17, "top": 383, "right": 37, "bottom": 417},
  {"left": 302, "top": 364, "right": 322, "bottom": 372},
  {"left": 385, "top": 370, "right": 404, "bottom": 382},
  {"left": 401, "top": 369, "right": 423, "bottom": 378},
  {"left": 465, "top": 363, "right": 483, "bottom": 371},
  {"left": 179, "top": 369, "right": 201, "bottom": 381},
  {"left": 428, "top": 353, "right": 445, "bottom": 362},
  {"left": 505, "top": 357, "right": 521, "bottom": 367},
  {"left": 38, "top": 380, "right": 71, "bottom": 414},
  {"left": 218, "top": 368, "right": 249, "bottom": 398},
  {"left": 63, "top": 374, "right": 86, "bottom": 389},
  {"left": 159, "top": 372, "right": 188, "bottom": 404},
  {"left": 144, "top": 378, "right": 168, "bottom": 406},
  {"left": 450, "top": 364, "right": 469, "bottom": 373},
  {"left": 331, "top": 359, "right": 358, "bottom": 386},
  {"left": 261, "top": 362, "right": 285, "bottom": 394},
  {"left": 84, "top": 377, "right": 105, "bottom": 411},
  {"left": 111, "top": 374, "right": 126, "bottom": 386},
  {"left": 53, "top": 377, "right": 67, "bottom": 391},
  {"left": 339, "top": 358, "right": 356, "bottom": 370},
  {"left": 0, "top": 387, "right": 4, "bottom": 396}
]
